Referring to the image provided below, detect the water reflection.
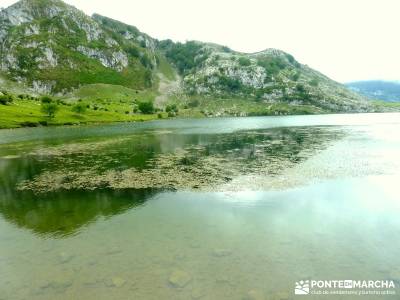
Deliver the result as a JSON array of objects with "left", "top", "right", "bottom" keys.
[
  {"left": 0, "top": 189, "right": 156, "bottom": 238},
  {"left": 0, "top": 126, "right": 345, "bottom": 236},
  {"left": 8, "top": 126, "right": 345, "bottom": 193},
  {"left": 0, "top": 115, "right": 399, "bottom": 300}
]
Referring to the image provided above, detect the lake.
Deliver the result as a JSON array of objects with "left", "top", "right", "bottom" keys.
[{"left": 0, "top": 113, "right": 399, "bottom": 300}]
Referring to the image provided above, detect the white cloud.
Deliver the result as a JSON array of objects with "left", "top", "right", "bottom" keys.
[{"left": 1, "top": 0, "right": 399, "bottom": 82}]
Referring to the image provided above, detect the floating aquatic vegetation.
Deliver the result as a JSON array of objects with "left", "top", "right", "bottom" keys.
[{"left": 17, "top": 127, "right": 345, "bottom": 193}]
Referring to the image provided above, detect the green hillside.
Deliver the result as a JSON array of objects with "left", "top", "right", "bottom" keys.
[{"left": 0, "top": 0, "right": 398, "bottom": 129}]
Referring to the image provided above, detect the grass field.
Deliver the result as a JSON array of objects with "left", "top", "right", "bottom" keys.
[
  {"left": 1, "top": 82, "right": 400, "bottom": 129},
  {"left": 0, "top": 83, "right": 168, "bottom": 129}
]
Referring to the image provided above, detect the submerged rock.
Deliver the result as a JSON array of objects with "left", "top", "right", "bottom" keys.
[
  {"left": 191, "top": 287, "right": 206, "bottom": 299},
  {"left": 41, "top": 279, "right": 73, "bottom": 292},
  {"left": 104, "top": 247, "right": 122, "bottom": 255},
  {"left": 189, "top": 242, "right": 201, "bottom": 249},
  {"left": 58, "top": 252, "right": 74, "bottom": 264},
  {"left": 243, "top": 289, "right": 265, "bottom": 300},
  {"left": 215, "top": 275, "right": 234, "bottom": 286},
  {"left": 168, "top": 270, "right": 191, "bottom": 288},
  {"left": 104, "top": 277, "right": 126, "bottom": 288},
  {"left": 271, "top": 292, "right": 290, "bottom": 300},
  {"left": 212, "top": 248, "right": 232, "bottom": 257}
]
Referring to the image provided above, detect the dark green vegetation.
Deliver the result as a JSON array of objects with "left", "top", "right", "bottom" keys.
[
  {"left": 40, "top": 98, "right": 59, "bottom": 118},
  {"left": 0, "top": 92, "right": 14, "bottom": 105},
  {"left": 0, "top": 0, "right": 399, "bottom": 129},
  {"left": 346, "top": 80, "right": 400, "bottom": 102},
  {"left": 138, "top": 101, "right": 155, "bottom": 114},
  {"left": 159, "top": 40, "right": 208, "bottom": 74}
]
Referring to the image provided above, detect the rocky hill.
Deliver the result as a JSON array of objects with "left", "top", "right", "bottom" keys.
[
  {"left": 0, "top": 0, "right": 372, "bottom": 117},
  {"left": 0, "top": 0, "right": 157, "bottom": 93},
  {"left": 346, "top": 80, "right": 400, "bottom": 102}
]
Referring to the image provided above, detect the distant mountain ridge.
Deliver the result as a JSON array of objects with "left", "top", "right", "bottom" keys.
[
  {"left": 346, "top": 80, "right": 400, "bottom": 102},
  {"left": 0, "top": 0, "right": 372, "bottom": 114}
]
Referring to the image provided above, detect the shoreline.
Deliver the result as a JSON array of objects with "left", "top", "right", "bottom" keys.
[{"left": 1, "top": 109, "right": 394, "bottom": 131}]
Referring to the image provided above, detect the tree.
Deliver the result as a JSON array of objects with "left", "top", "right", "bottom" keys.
[
  {"left": 166, "top": 104, "right": 179, "bottom": 113},
  {"left": 72, "top": 102, "right": 87, "bottom": 114},
  {"left": 296, "top": 84, "right": 306, "bottom": 93},
  {"left": 309, "top": 78, "right": 319, "bottom": 87},
  {"left": 40, "top": 97, "right": 58, "bottom": 118},
  {"left": 138, "top": 101, "right": 154, "bottom": 114},
  {"left": 160, "top": 41, "right": 206, "bottom": 74},
  {"left": 0, "top": 94, "right": 13, "bottom": 105},
  {"left": 291, "top": 72, "right": 301, "bottom": 81},
  {"left": 41, "top": 96, "right": 53, "bottom": 103},
  {"left": 238, "top": 57, "right": 251, "bottom": 66}
]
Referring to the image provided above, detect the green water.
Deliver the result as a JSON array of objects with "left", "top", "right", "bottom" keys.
[{"left": 0, "top": 113, "right": 400, "bottom": 299}]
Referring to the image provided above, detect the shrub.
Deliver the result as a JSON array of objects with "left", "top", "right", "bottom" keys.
[
  {"left": 257, "top": 57, "right": 287, "bottom": 75},
  {"left": 41, "top": 102, "right": 59, "bottom": 118},
  {"left": 19, "top": 121, "right": 38, "bottom": 127},
  {"left": 218, "top": 76, "right": 242, "bottom": 92},
  {"left": 291, "top": 72, "right": 301, "bottom": 81},
  {"left": 166, "top": 104, "right": 179, "bottom": 113},
  {"left": 160, "top": 41, "right": 207, "bottom": 74},
  {"left": 138, "top": 101, "right": 154, "bottom": 114},
  {"left": 126, "top": 46, "right": 140, "bottom": 58},
  {"left": 296, "top": 84, "right": 306, "bottom": 93},
  {"left": 309, "top": 78, "right": 319, "bottom": 87},
  {"left": 188, "top": 99, "right": 200, "bottom": 108},
  {"left": 221, "top": 46, "right": 231, "bottom": 53},
  {"left": 72, "top": 102, "right": 87, "bottom": 114},
  {"left": 140, "top": 54, "right": 152, "bottom": 68},
  {"left": 0, "top": 94, "right": 13, "bottom": 105},
  {"left": 41, "top": 96, "right": 53, "bottom": 104},
  {"left": 238, "top": 57, "right": 251, "bottom": 66}
]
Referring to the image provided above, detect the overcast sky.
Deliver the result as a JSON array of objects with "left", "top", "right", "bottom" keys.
[{"left": 1, "top": 0, "right": 399, "bottom": 83}]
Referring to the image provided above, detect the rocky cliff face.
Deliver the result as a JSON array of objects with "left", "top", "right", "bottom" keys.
[
  {"left": 0, "top": 0, "right": 156, "bottom": 93},
  {"left": 159, "top": 42, "right": 369, "bottom": 112},
  {"left": 0, "top": 0, "right": 370, "bottom": 113}
]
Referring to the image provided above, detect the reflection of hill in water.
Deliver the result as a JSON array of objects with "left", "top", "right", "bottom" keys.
[
  {"left": 0, "top": 126, "right": 345, "bottom": 237},
  {"left": 14, "top": 126, "right": 345, "bottom": 192},
  {"left": 0, "top": 189, "right": 156, "bottom": 238}
]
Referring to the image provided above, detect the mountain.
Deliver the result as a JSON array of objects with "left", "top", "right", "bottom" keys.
[
  {"left": 0, "top": 0, "right": 377, "bottom": 125},
  {"left": 346, "top": 80, "right": 400, "bottom": 102},
  {"left": 0, "top": 0, "right": 158, "bottom": 93}
]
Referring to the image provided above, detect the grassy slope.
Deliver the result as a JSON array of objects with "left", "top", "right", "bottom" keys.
[
  {"left": 0, "top": 84, "right": 164, "bottom": 129},
  {"left": 1, "top": 81, "right": 400, "bottom": 129},
  {"left": 0, "top": 99, "right": 162, "bottom": 129},
  {"left": 73, "top": 83, "right": 157, "bottom": 103},
  {"left": 157, "top": 56, "right": 177, "bottom": 81},
  {"left": 371, "top": 100, "right": 400, "bottom": 112}
]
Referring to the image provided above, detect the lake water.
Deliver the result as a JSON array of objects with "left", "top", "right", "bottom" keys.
[{"left": 0, "top": 113, "right": 400, "bottom": 300}]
